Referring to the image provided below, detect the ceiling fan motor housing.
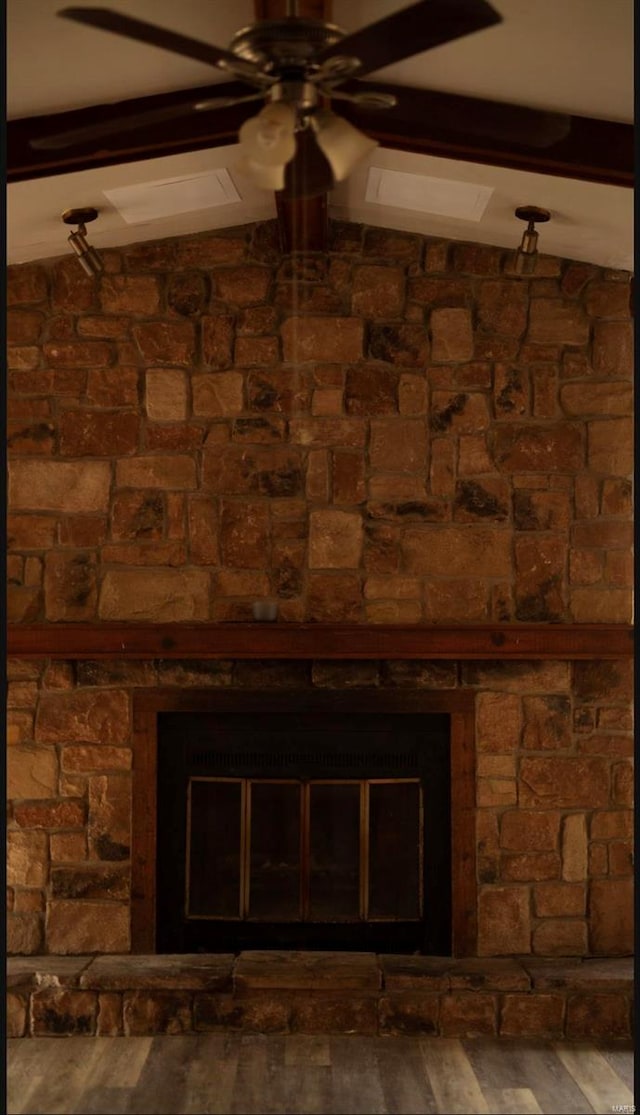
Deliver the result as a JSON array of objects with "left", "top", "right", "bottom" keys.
[{"left": 228, "top": 18, "right": 346, "bottom": 74}]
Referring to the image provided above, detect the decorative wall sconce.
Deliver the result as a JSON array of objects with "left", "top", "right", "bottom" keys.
[
  {"left": 62, "top": 207, "right": 104, "bottom": 276},
  {"left": 513, "top": 205, "right": 550, "bottom": 275}
]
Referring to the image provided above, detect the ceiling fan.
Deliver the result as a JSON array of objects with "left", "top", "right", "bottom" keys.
[{"left": 31, "top": 1, "right": 570, "bottom": 198}]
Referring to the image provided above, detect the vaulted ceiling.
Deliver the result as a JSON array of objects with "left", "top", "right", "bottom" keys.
[{"left": 7, "top": 0, "right": 634, "bottom": 268}]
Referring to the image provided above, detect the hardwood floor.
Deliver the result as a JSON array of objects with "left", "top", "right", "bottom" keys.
[{"left": 7, "top": 1035, "right": 634, "bottom": 1115}]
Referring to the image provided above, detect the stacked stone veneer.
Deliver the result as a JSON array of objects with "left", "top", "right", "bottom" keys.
[{"left": 7, "top": 221, "right": 633, "bottom": 958}]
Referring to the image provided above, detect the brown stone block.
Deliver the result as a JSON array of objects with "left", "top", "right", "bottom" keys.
[
  {"left": 237, "top": 305, "right": 279, "bottom": 334},
  {"left": 588, "top": 417, "right": 633, "bottom": 476},
  {"left": 58, "top": 517, "right": 108, "bottom": 547},
  {"left": 378, "top": 994, "right": 440, "bottom": 1035},
  {"left": 520, "top": 757, "right": 609, "bottom": 808},
  {"left": 7, "top": 419, "right": 56, "bottom": 456},
  {"left": 500, "top": 811, "right": 560, "bottom": 852},
  {"left": 9, "top": 460, "right": 111, "bottom": 513},
  {"left": 88, "top": 774, "right": 130, "bottom": 861},
  {"left": 50, "top": 833, "right": 87, "bottom": 862},
  {"left": 292, "top": 996, "right": 378, "bottom": 1035},
  {"left": 476, "top": 692, "right": 522, "bottom": 752},
  {"left": 440, "top": 993, "right": 497, "bottom": 1037},
  {"left": 570, "top": 586, "right": 632, "bottom": 623},
  {"left": 502, "top": 852, "right": 561, "bottom": 881},
  {"left": 311, "top": 387, "right": 343, "bottom": 415},
  {"left": 132, "top": 321, "right": 195, "bottom": 366},
  {"left": 233, "top": 417, "right": 286, "bottom": 443},
  {"left": 363, "top": 523, "right": 400, "bottom": 574},
  {"left": 123, "top": 990, "right": 192, "bottom": 1035},
  {"left": 110, "top": 490, "right": 164, "bottom": 541},
  {"left": 534, "top": 882, "right": 586, "bottom": 917},
  {"left": 220, "top": 501, "right": 269, "bottom": 568},
  {"left": 116, "top": 455, "right": 196, "bottom": 490},
  {"left": 592, "top": 321, "right": 633, "bottom": 377},
  {"left": 569, "top": 549, "right": 603, "bottom": 586},
  {"left": 402, "top": 525, "right": 511, "bottom": 576},
  {"left": 7, "top": 681, "right": 40, "bottom": 708},
  {"left": 513, "top": 490, "right": 570, "bottom": 533},
  {"left": 174, "top": 233, "right": 246, "bottom": 267},
  {"left": 248, "top": 368, "right": 310, "bottom": 413},
  {"left": 453, "top": 243, "right": 503, "bottom": 274},
  {"left": 281, "top": 317, "right": 363, "bottom": 363},
  {"left": 8, "top": 747, "right": 59, "bottom": 802},
  {"left": 82, "top": 954, "right": 233, "bottom": 992},
  {"left": 31, "top": 989, "right": 97, "bottom": 1035},
  {"left": 194, "top": 992, "right": 290, "bottom": 1033},
  {"left": 331, "top": 451, "right": 366, "bottom": 505},
  {"left": 344, "top": 365, "right": 397, "bottom": 415},
  {"left": 46, "top": 900, "right": 129, "bottom": 954},
  {"left": 7, "top": 514, "right": 56, "bottom": 550},
  {"left": 13, "top": 799, "right": 85, "bottom": 829},
  {"left": 572, "top": 520, "right": 633, "bottom": 549},
  {"left": 99, "top": 274, "right": 160, "bottom": 314},
  {"left": 145, "top": 424, "right": 204, "bottom": 452},
  {"left": 101, "top": 540, "right": 186, "bottom": 566},
  {"left": 574, "top": 659, "right": 632, "bottom": 702},
  {"left": 368, "top": 324, "right": 429, "bottom": 368},
  {"left": 398, "top": 373, "right": 428, "bottom": 416},
  {"left": 492, "top": 423, "right": 584, "bottom": 473},
  {"left": 493, "top": 363, "right": 529, "bottom": 419},
  {"left": 612, "top": 762, "right": 633, "bottom": 807},
  {"left": 561, "top": 380, "right": 633, "bottom": 417},
  {"left": 455, "top": 436, "right": 492, "bottom": 479},
  {"left": 429, "top": 307, "right": 474, "bottom": 361},
  {"left": 478, "top": 886, "right": 531, "bottom": 955},
  {"left": 77, "top": 314, "right": 130, "bottom": 338},
  {"left": 601, "top": 476, "right": 632, "bottom": 517},
  {"left": 515, "top": 535, "right": 566, "bottom": 622},
  {"left": 566, "top": 993, "right": 631, "bottom": 1039},
  {"left": 308, "top": 572, "right": 362, "bottom": 621},
  {"left": 561, "top": 814, "right": 588, "bottom": 882},
  {"left": 453, "top": 478, "right": 509, "bottom": 522},
  {"left": 43, "top": 339, "right": 111, "bottom": 367},
  {"left": 522, "top": 695, "right": 572, "bottom": 751},
  {"left": 309, "top": 509, "right": 362, "bottom": 569},
  {"left": 235, "top": 951, "right": 379, "bottom": 992},
  {"left": 7, "top": 710, "right": 35, "bottom": 746},
  {"left": 369, "top": 419, "right": 427, "bottom": 471},
  {"left": 234, "top": 336, "right": 279, "bottom": 367},
  {"left": 532, "top": 919, "right": 588, "bottom": 955},
  {"left": 8, "top": 264, "right": 48, "bottom": 305},
  {"left": 366, "top": 600, "right": 422, "bottom": 622},
  {"left": 187, "top": 496, "right": 219, "bottom": 565},
  {"left": 500, "top": 993, "right": 564, "bottom": 1038},
  {"left": 51, "top": 863, "right": 129, "bottom": 901},
  {"left": 7, "top": 913, "right": 43, "bottom": 955},
  {"left": 95, "top": 992, "right": 123, "bottom": 1035},
  {"left": 449, "top": 959, "right": 530, "bottom": 992},
  {"left": 165, "top": 271, "right": 209, "bottom": 317},
  {"left": 527, "top": 299, "right": 589, "bottom": 344},
  {"left": 213, "top": 265, "right": 270, "bottom": 305},
  {"left": 8, "top": 309, "right": 45, "bottom": 343},
  {"left": 289, "top": 417, "right": 366, "bottom": 449},
  {"left": 604, "top": 551, "right": 633, "bottom": 587},
  {"left": 7, "top": 992, "right": 28, "bottom": 1037},
  {"left": 44, "top": 551, "right": 97, "bottom": 622},
  {"left": 578, "top": 733, "right": 633, "bottom": 757},
  {"left": 380, "top": 955, "right": 450, "bottom": 994},
  {"left": 351, "top": 265, "right": 405, "bottom": 317},
  {"left": 560, "top": 261, "right": 597, "bottom": 295},
  {"left": 425, "top": 579, "right": 489, "bottom": 622},
  {"left": 608, "top": 841, "right": 633, "bottom": 875},
  {"left": 531, "top": 364, "right": 559, "bottom": 418},
  {"left": 36, "top": 689, "right": 130, "bottom": 746},
  {"left": 431, "top": 391, "right": 489, "bottom": 433},
  {"left": 476, "top": 280, "right": 528, "bottom": 336},
  {"left": 85, "top": 366, "right": 139, "bottom": 407},
  {"left": 590, "top": 810, "right": 633, "bottom": 840}
]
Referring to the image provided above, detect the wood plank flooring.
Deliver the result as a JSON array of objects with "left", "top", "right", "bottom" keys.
[{"left": 7, "top": 1035, "right": 634, "bottom": 1115}]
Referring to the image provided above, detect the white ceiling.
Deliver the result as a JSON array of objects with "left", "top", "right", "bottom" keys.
[{"left": 7, "top": 0, "right": 634, "bottom": 269}]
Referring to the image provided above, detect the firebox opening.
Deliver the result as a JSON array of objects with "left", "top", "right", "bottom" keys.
[{"left": 156, "top": 703, "right": 451, "bottom": 955}]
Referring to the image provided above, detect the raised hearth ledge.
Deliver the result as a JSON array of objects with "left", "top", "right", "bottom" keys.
[{"left": 6, "top": 622, "right": 633, "bottom": 660}]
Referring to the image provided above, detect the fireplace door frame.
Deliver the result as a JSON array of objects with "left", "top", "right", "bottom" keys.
[{"left": 132, "top": 688, "right": 476, "bottom": 956}]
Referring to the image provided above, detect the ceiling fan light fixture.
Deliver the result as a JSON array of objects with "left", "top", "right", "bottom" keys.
[
  {"left": 310, "top": 110, "right": 377, "bottom": 183},
  {"left": 62, "top": 206, "right": 104, "bottom": 276},
  {"left": 238, "top": 101, "right": 297, "bottom": 168},
  {"left": 513, "top": 204, "right": 550, "bottom": 276},
  {"left": 235, "top": 155, "right": 287, "bottom": 192}
]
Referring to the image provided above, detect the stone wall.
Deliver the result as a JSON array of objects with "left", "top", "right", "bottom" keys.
[{"left": 6, "top": 220, "right": 633, "bottom": 957}]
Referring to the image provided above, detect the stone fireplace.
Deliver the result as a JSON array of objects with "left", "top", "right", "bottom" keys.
[{"left": 7, "top": 219, "right": 633, "bottom": 964}]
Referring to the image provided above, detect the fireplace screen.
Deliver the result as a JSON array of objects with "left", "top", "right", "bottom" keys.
[
  {"left": 156, "top": 703, "right": 450, "bottom": 954},
  {"left": 186, "top": 778, "right": 422, "bottom": 922}
]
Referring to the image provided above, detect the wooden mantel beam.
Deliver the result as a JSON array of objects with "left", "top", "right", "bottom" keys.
[{"left": 6, "top": 623, "right": 633, "bottom": 661}]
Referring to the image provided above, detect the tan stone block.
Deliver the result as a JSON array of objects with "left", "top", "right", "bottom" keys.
[
  {"left": 588, "top": 417, "right": 633, "bottom": 476},
  {"left": 456, "top": 436, "right": 493, "bottom": 477},
  {"left": 216, "top": 569, "right": 270, "bottom": 597},
  {"left": 402, "top": 525, "right": 511, "bottom": 576},
  {"left": 527, "top": 299, "right": 589, "bottom": 344},
  {"left": 99, "top": 568, "right": 209, "bottom": 621},
  {"left": 7, "top": 831, "right": 48, "bottom": 887},
  {"left": 521, "top": 759, "right": 609, "bottom": 809},
  {"left": 592, "top": 321, "right": 633, "bottom": 377},
  {"left": 132, "top": 321, "right": 195, "bottom": 366},
  {"left": 502, "top": 852, "right": 561, "bottom": 881},
  {"left": 569, "top": 550, "right": 603, "bottom": 586},
  {"left": 36, "top": 689, "right": 130, "bottom": 746},
  {"left": 88, "top": 774, "right": 131, "bottom": 861},
  {"left": 7, "top": 682, "right": 39, "bottom": 708},
  {"left": 561, "top": 380, "right": 632, "bottom": 417},
  {"left": 425, "top": 579, "right": 489, "bottom": 622},
  {"left": 100, "top": 274, "right": 159, "bottom": 314},
  {"left": 478, "top": 886, "right": 531, "bottom": 955},
  {"left": 14, "top": 799, "right": 85, "bottom": 829},
  {"left": 281, "top": 317, "right": 363, "bottom": 363},
  {"left": 9, "top": 460, "right": 111, "bottom": 512},
  {"left": 145, "top": 368, "right": 187, "bottom": 421},
  {"left": 8, "top": 747, "right": 59, "bottom": 801},
  {"left": 7, "top": 992, "right": 28, "bottom": 1037},
  {"left": 590, "top": 810, "right": 632, "bottom": 840},
  {"left": 365, "top": 600, "right": 422, "bottom": 622},
  {"left": 46, "top": 901, "right": 130, "bottom": 954},
  {"left": 522, "top": 695, "right": 572, "bottom": 751},
  {"left": 214, "top": 265, "right": 270, "bottom": 305},
  {"left": 7, "top": 514, "right": 57, "bottom": 550},
  {"left": 534, "top": 882, "right": 586, "bottom": 917},
  {"left": 309, "top": 509, "right": 362, "bottom": 569},
  {"left": 476, "top": 692, "right": 522, "bottom": 752},
  {"left": 7, "top": 711, "right": 35, "bottom": 745},
  {"left": 289, "top": 417, "right": 365, "bottom": 448},
  {"left": 476, "top": 779, "right": 517, "bottom": 807},
  {"left": 220, "top": 501, "right": 270, "bottom": 568},
  {"left": 61, "top": 746, "right": 132, "bottom": 773}
]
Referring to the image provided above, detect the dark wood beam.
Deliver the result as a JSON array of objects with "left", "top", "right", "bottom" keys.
[
  {"left": 6, "top": 623, "right": 633, "bottom": 661},
  {"left": 8, "top": 82, "right": 632, "bottom": 189}
]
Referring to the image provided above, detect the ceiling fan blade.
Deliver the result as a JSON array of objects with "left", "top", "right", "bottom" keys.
[
  {"left": 58, "top": 7, "right": 267, "bottom": 82},
  {"left": 30, "top": 92, "right": 264, "bottom": 151},
  {"left": 317, "top": 0, "right": 502, "bottom": 79}
]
